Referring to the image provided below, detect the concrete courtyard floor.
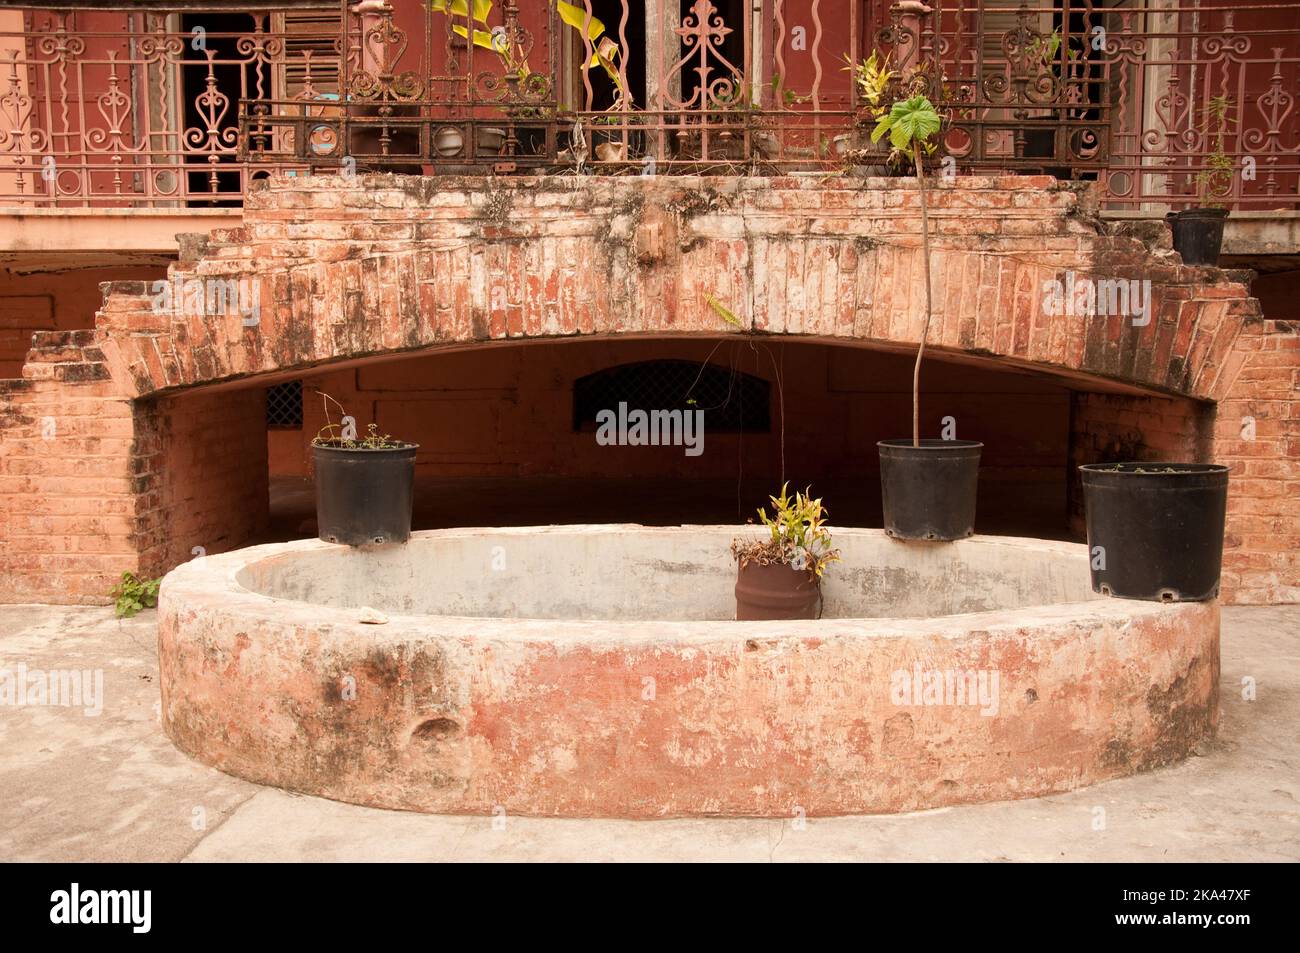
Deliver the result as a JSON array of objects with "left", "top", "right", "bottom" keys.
[{"left": 1, "top": 603, "right": 1296, "bottom": 863}]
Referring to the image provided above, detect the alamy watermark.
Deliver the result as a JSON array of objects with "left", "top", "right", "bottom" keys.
[
  {"left": 1041, "top": 271, "right": 1152, "bottom": 327},
  {"left": 890, "top": 665, "right": 1000, "bottom": 716},
  {"left": 0, "top": 664, "right": 103, "bottom": 716},
  {"left": 50, "top": 884, "right": 150, "bottom": 933},
  {"left": 595, "top": 402, "right": 704, "bottom": 457},
  {"left": 150, "top": 276, "right": 261, "bottom": 327}
]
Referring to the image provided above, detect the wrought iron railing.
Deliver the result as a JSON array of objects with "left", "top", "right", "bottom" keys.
[
  {"left": 0, "top": 4, "right": 342, "bottom": 206},
  {"left": 919, "top": 1, "right": 1300, "bottom": 210},
  {"left": 1, "top": 1, "right": 1296, "bottom": 209}
]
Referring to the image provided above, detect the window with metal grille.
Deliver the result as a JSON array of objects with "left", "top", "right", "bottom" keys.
[
  {"left": 573, "top": 360, "right": 770, "bottom": 433},
  {"left": 266, "top": 380, "right": 303, "bottom": 429}
]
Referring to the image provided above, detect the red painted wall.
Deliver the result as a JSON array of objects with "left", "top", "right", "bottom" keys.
[
  {"left": 0, "top": 266, "right": 165, "bottom": 379},
  {"left": 285, "top": 337, "right": 1069, "bottom": 486}
]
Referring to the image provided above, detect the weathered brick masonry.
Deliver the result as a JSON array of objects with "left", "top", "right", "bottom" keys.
[{"left": 0, "top": 174, "right": 1294, "bottom": 604}]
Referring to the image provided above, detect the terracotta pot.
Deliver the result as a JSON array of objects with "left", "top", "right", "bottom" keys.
[
  {"left": 594, "top": 140, "right": 628, "bottom": 162},
  {"left": 735, "top": 561, "right": 821, "bottom": 620}
]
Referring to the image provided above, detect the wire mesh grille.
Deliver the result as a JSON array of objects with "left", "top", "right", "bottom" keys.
[
  {"left": 266, "top": 380, "right": 303, "bottom": 429},
  {"left": 573, "top": 360, "right": 769, "bottom": 433}
]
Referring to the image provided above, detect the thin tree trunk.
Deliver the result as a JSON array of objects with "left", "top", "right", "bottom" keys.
[{"left": 912, "top": 141, "right": 932, "bottom": 448}]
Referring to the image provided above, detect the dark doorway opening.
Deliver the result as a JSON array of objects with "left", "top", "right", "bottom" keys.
[
  {"left": 678, "top": 0, "right": 746, "bottom": 109},
  {"left": 263, "top": 337, "right": 1081, "bottom": 543},
  {"left": 180, "top": 12, "right": 265, "bottom": 206},
  {"left": 585, "top": 0, "right": 647, "bottom": 110}
]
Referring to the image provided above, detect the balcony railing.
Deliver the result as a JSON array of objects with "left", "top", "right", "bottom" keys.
[{"left": 1, "top": 1, "right": 1296, "bottom": 210}]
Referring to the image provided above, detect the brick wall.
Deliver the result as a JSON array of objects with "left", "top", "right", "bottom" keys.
[
  {"left": 0, "top": 330, "right": 267, "bottom": 604},
  {"left": 1065, "top": 312, "right": 1300, "bottom": 602},
  {"left": 0, "top": 265, "right": 165, "bottom": 378},
  {"left": 1211, "top": 318, "right": 1300, "bottom": 603},
  {"left": 0, "top": 332, "right": 138, "bottom": 604},
  {"left": 0, "top": 174, "right": 1294, "bottom": 604},
  {"left": 1066, "top": 391, "right": 1212, "bottom": 536},
  {"left": 134, "top": 386, "right": 269, "bottom": 578}
]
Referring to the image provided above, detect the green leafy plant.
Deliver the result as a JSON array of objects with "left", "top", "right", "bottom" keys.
[
  {"left": 841, "top": 52, "right": 938, "bottom": 170},
  {"left": 111, "top": 571, "right": 161, "bottom": 618},
  {"left": 1026, "top": 27, "right": 1081, "bottom": 80},
  {"left": 872, "top": 93, "right": 942, "bottom": 156},
  {"left": 872, "top": 93, "right": 944, "bottom": 446},
  {"left": 1027, "top": 28, "right": 1067, "bottom": 74},
  {"left": 844, "top": 51, "right": 894, "bottom": 119},
  {"left": 591, "top": 111, "right": 639, "bottom": 126},
  {"left": 1197, "top": 95, "right": 1235, "bottom": 208},
  {"left": 1028, "top": 27, "right": 1062, "bottom": 67},
  {"left": 731, "top": 483, "right": 840, "bottom": 577},
  {"left": 313, "top": 422, "right": 407, "bottom": 450},
  {"left": 1022, "top": 27, "right": 1084, "bottom": 111}
]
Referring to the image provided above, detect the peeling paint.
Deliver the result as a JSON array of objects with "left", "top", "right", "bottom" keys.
[{"left": 156, "top": 526, "right": 1220, "bottom": 817}]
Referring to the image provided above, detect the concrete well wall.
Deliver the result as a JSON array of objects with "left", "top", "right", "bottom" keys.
[{"left": 158, "top": 527, "right": 1220, "bottom": 818}]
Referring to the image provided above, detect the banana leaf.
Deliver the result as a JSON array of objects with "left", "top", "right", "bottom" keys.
[
  {"left": 431, "top": 0, "right": 493, "bottom": 24},
  {"left": 557, "top": 1, "right": 606, "bottom": 42},
  {"left": 449, "top": 23, "right": 501, "bottom": 54}
]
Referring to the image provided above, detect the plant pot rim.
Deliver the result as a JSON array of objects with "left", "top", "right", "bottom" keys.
[
  {"left": 1168, "top": 206, "right": 1230, "bottom": 219},
  {"left": 1079, "top": 461, "right": 1228, "bottom": 476},
  {"left": 735, "top": 557, "right": 817, "bottom": 575},
  {"left": 312, "top": 440, "right": 419, "bottom": 453},
  {"left": 878, "top": 438, "right": 984, "bottom": 451}
]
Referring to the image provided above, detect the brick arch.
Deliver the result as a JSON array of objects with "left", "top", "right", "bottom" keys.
[
  {"left": 86, "top": 174, "right": 1255, "bottom": 402},
  {"left": 3, "top": 175, "right": 1294, "bottom": 606}
]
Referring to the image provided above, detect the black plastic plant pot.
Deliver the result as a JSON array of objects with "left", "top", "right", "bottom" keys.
[
  {"left": 1167, "top": 208, "right": 1229, "bottom": 266},
  {"left": 1079, "top": 462, "right": 1229, "bottom": 602},
  {"left": 878, "top": 439, "right": 983, "bottom": 541},
  {"left": 313, "top": 442, "right": 418, "bottom": 546}
]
